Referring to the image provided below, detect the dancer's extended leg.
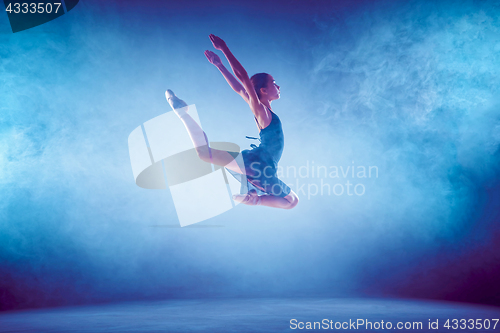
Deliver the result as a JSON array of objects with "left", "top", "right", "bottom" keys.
[{"left": 166, "top": 90, "right": 244, "bottom": 174}]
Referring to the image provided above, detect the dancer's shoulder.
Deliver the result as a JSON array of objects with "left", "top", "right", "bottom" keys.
[{"left": 250, "top": 102, "right": 272, "bottom": 130}]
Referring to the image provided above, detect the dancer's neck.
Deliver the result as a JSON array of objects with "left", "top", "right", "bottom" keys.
[{"left": 261, "top": 99, "right": 272, "bottom": 112}]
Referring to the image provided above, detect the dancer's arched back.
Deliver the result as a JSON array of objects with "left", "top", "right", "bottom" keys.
[{"left": 166, "top": 34, "right": 298, "bottom": 210}]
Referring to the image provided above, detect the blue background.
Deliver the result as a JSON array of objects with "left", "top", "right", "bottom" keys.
[{"left": 1, "top": 0, "right": 500, "bottom": 310}]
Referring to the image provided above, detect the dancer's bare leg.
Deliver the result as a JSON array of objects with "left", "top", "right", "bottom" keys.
[
  {"left": 166, "top": 89, "right": 243, "bottom": 174},
  {"left": 233, "top": 189, "right": 299, "bottom": 209},
  {"left": 260, "top": 191, "right": 299, "bottom": 209}
]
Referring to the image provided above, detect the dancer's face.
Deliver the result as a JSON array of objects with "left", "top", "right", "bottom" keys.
[{"left": 263, "top": 75, "right": 280, "bottom": 101}]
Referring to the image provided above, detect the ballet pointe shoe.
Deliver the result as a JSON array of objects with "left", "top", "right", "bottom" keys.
[
  {"left": 232, "top": 189, "right": 261, "bottom": 206},
  {"left": 165, "top": 89, "right": 189, "bottom": 116}
]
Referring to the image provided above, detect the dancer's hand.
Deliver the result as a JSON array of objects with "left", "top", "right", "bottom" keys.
[
  {"left": 209, "top": 34, "right": 227, "bottom": 51},
  {"left": 204, "top": 50, "right": 223, "bottom": 67}
]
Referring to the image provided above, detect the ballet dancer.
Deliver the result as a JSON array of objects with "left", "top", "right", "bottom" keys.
[{"left": 166, "top": 34, "right": 298, "bottom": 209}]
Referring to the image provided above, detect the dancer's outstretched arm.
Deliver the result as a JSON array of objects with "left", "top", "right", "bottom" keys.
[
  {"left": 208, "top": 34, "right": 271, "bottom": 127},
  {"left": 205, "top": 50, "right": 249, "bottom": 103}
]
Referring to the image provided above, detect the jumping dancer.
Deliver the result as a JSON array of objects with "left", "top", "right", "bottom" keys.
[{"left": 166, "top": 34, "right": 298, "bottom": 209}]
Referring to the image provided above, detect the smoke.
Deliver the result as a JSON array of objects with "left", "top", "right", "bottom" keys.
[{"left": 1, "top": 0, "right": 500, "bottom": 310}]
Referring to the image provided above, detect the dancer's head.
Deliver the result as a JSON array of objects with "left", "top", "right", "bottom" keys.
[{"left": 251, "top": 73, "right": 280, "bottom": 101}]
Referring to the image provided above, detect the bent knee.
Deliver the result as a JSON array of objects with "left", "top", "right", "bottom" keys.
[
  {"left": 284, "top": 192, "right": 299, "bottom": 209},
  {"left": 195, "top": 146, "right": 211, "bottom": 163}
]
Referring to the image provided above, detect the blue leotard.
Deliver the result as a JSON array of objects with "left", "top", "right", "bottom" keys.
[{"left": 236, "top": 107, "right": 291, "bottom": 198}]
